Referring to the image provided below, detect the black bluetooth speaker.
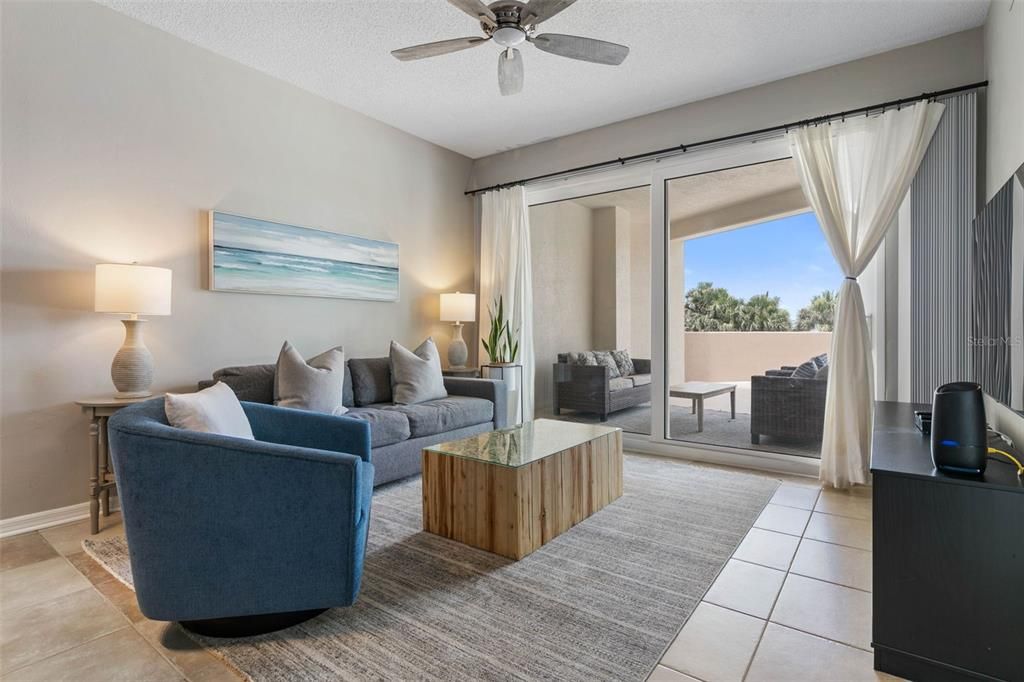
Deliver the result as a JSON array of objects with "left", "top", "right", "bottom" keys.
[{"left": 930, "top": 382, "right": 988, "bottom": 475}]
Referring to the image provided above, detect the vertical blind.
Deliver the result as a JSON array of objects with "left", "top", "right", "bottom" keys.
[{"left": 910, "top": 92, "right": 977, "bottom": 403}]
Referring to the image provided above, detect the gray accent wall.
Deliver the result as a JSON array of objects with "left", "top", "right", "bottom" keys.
[{"left": 910, "top": 92, "right": 978, "bottom": 403}]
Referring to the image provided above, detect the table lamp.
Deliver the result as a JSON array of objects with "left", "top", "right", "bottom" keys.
[
  {"left": 94, "top": 263, "right": 172, "bottom": 397},
  {"left": 440, "top": 292, "right": 476, "bottom": 369}
]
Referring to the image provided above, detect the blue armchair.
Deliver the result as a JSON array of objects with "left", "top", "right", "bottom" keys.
[{"left": 107, "top": 398, "right": 374, "bottom": 637}]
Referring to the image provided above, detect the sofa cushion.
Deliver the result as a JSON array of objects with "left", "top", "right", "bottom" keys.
[
  {"left": 630, "top": 373, "right": 652, "bottom": 387},
  {"left": 609, "top": 376, "right": 634, "bottom": 391},
  {"left": 344, "top": 405, "right": 411, "bottom": 447},
  {"left": 209, "top": 360, "right": 355, "bottom": 407},
  {"left": 349, "top": 357, "right": 392, "bottom": 406},
  {"left": 385, "top": 396, "right": 493, "bottom": 438},
  {"left": 593, "top": 351, "right": 621, "bottom": 378},
  {"left": 343, "top": 365, "right": 355, "bottom": 408},
  {"left": 211, "top": 364, "right": 275, "bottom": 404}
]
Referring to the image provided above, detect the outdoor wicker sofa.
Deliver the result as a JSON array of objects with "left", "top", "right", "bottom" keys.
[
  {"left": 553, "top": 352, "right": 651, "bottom": 421},
  {"left": 750, "top": 354, "right": 828, "bottom": 444}
]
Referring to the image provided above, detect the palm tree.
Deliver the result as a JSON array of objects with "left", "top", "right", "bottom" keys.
[
  {"left": 796, "top": 290, "right": 838, "bottom": 331},
  {"left": 685, "top": 282, "right": 741, "bottom": 331},
  {"left": 737, "top": 292, "right": 792, "bottom": 331}
]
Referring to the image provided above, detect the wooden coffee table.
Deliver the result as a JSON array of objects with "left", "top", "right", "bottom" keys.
[
  {"left": 422, "top": 419, "right": 623, "bottom": 560},
  {"left": 669, "top": 382, "right": 737, "bottom": 433}
]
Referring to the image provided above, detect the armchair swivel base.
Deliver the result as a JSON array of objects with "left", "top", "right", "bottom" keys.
[{"left": 181, "top": 608, "right": 328, "bottom": 638}]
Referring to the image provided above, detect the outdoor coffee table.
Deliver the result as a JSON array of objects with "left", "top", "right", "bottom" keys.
[
  {"left": 669, "top": 382, "right": 737, "bottom": 433},
  {"left": 422, "top": 419, "right": 623, "bottom": 560}
]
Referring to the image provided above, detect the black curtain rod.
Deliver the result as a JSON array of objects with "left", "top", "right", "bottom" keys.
[{"left": 464, "top": 80, "right": 987, "bottom": 196}]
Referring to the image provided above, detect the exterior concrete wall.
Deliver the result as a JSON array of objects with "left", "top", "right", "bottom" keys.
[{"left": 684, "top": 332, "right": 833, "bottom": 382}]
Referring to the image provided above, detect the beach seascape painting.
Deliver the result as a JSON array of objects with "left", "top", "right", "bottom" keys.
[{"left": 209, "top": 212, "right": 399, "bottom": 301}]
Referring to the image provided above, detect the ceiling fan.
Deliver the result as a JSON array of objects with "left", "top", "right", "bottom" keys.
[{"left": 390, "top": 0, "right": 629, "bottom": 96}]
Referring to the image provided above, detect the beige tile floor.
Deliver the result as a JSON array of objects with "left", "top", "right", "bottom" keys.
[
  {"left": 650, "top": 479, "right": 902, "bottom": 682},
  {"left": 1, "top": 462, "right": 891, "bottom": 682},
  {"left": 0, "top": 515, "right": 240, "bottom": 681}
]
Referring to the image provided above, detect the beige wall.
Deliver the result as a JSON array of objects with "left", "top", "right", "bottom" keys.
[
  {"left": 684, "top": 332, "right": 832, "bottom": 382},
  {"left": 591, "top": 207, "right": 632, "bottom": 350},
  {"left": 628, "top": 207, "right": 651, "bottom": 361},
  {"left": 528, "top": 201, "right": 594, "bottom": 412},
  {"left": 984, "top": 0, "right": 1024, "bottom": 200},
  {"left": 469, "top": 30, "right": 984, "bottom": 190},
  {"left": 1, "top": 2, "right": 475, "bottom": 520}
]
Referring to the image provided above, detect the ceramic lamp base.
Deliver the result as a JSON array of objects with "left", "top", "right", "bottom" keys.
[
  {"left": 111, "top": 319, "right": 154, "bottom": 398},
  {"left": 448, "top": 322, "right": 469, "bottom": 369}
]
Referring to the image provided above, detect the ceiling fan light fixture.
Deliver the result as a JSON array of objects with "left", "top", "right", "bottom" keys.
[{"left": 492, "top": 26, "right": 526, "bottom": 47}]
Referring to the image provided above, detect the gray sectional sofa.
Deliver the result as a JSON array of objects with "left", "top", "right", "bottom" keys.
[{"left": 199, "top": 358, "right": 507, "bottom": 487}]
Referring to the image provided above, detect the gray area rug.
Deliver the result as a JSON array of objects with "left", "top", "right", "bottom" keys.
[
  {"left": 84, "top": 455, "right": 778, "bottom": 682},
  {"left": 551, "top": 406, "right": 822, "bottom": 458}
]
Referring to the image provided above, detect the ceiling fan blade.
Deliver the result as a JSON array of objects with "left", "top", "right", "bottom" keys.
[
  {"left": 522, "top": 0, "right": 577, "bottom": 25},
  {"left": 498, "top": 48, "right": 523, "bottom": 96},
  {"left": 391, "top": 36, "right": 489, "bottom": 61},
  {"left": 448, "top": 0, "right": 497, "bottom": 26},
  {"left": 530, "top": 33, "right": 629, "bottom": 65}
]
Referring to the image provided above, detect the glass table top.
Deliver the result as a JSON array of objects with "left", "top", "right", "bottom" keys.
[{"left": 424, "top": 419, "right": 620, "bottom": 468}]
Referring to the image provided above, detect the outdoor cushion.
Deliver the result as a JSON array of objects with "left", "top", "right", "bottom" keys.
[
  {"left": 564, "top": 351, "right": 598, "bottom": 366},
  {"left": 593, "top": 351, "right": 621, "bottom": 378},
  {"left": 630, "top": 373, "right": 652, "bottom": 387},
  {"left": 611, "top": 350, "right": 635, "bottom": 377},
  {"left": 345, "top": 405, "right": 411, "bottom": 447},
  {"left": 349, "top": 357, "right": 392, "bottom": 406},
  {"left": 812, "top": 353, "right": 829, "bottom": 369},
  {"left": 792, "top": 360, "right": 819, "bottom": 378},
  {"left": 386, "top": 396, "right": 493, "bottom": 438},
  {"left": 609, "top": 377, "right": 634, "bottom": 391},
  {"left": 814, "top": 364, "right": 830, "bottom": 381}
]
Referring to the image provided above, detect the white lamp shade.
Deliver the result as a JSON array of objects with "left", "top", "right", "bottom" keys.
[
  {"left": 440, "top": 292, "right": 476, "bottom": 322},
  {"left": 94, "top": 264, "right": 172, "bottom": 315}
]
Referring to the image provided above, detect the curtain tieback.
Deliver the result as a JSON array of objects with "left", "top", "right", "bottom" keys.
[{"left": 844, "top": 276, "right": 857, "bottom": 281}]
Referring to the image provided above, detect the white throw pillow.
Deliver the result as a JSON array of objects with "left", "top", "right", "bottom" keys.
[
  {"left": 274, "top": 341, "right": 348, "bottom": 415},
  {"left": 164, "top": 381, "right": 254, "bottom": 440},
  {"left": 390, "top": 337, "right": 448, "bottom": 405}
]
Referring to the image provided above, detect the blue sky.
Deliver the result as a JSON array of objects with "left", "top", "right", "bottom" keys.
[{"left": 684, "top": 211, "right": 841, "bottom": 315}]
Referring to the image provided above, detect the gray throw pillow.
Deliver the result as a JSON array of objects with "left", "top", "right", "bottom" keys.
[
  {"left": 390, "top": 338, "right": 448, "bottom": 405},
  {"left": 274, "top": 342, "right": 348, "bottom": 415},
  {"left": 610, "top": 349, "right": 635, "bottom": 377},
  {"left": 814, "top": 364, "right": 830, "bottom": 381},
  {"left": 592, "top": 350, "right": 621, "bottom": 378}
]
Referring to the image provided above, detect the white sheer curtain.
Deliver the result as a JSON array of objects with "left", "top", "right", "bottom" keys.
[
  {"left": 789, "top": 101, "right": 944, "bottom": 487},
  {"left": 480, "top": 186, "right": 535, "bottom": 423}
]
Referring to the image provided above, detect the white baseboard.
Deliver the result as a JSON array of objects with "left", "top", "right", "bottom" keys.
[{"left": 0, "top": 499, "right": 120, "bottom": 539}]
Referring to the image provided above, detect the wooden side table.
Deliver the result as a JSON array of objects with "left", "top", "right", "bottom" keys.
[{"left": 76, "top": 395, "right": 156, "bottom": 534}]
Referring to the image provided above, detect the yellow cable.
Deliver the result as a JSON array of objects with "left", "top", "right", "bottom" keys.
[{"left": 988, "top": 448, "right": 1024, "bottom": 478}]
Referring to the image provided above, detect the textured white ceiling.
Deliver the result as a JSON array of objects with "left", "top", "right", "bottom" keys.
[{"left": 100, "top": 0, "right": 990, "bottom": 159}]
